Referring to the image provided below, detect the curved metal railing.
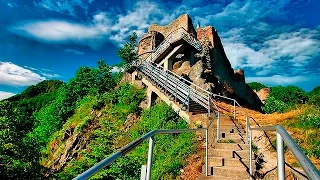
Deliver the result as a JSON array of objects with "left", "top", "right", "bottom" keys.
[
  {"left": 248, "top": 125, "right": 320, "bottom": 180},
  {"left": 73, "top": 114, "right": 218, "bottom": 180}
]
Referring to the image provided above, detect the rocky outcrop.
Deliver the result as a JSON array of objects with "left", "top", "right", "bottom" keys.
[
  {"left": 255, "top": 88, "right": 270, "bottom": 104},
  {"left": 208, "top": 29, "right": 262, "bottom": 110}
]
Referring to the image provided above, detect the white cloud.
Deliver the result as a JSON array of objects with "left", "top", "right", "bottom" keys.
[
  {"left": 64, "top": 49, "right": 84, "bottom": 55},
  {"left": 11, "top": 20, "right": 106, "bottom": 49},
  {"left": 111, "top": 66, "right": 119, "bottom": 73},
  {"left": 0, "top": 91, "right": 15, "bottom": 100},
  {"left": 11, "top": 1, "right": 172, "bottom": 48},
  {"left": 223, "top": 28, "right": 320, "bottom": 76},
  {"left": 0, "top": 62, "right": 46, "bottom": 86}
]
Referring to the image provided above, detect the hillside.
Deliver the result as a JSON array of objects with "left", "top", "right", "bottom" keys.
[{"left": 0, "top": 60, "right": 199, "bottom": 179}]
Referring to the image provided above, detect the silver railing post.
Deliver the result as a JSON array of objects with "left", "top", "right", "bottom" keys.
[
  {"left": 205, "top": 128, "right": 209, "bottom": 176},
  {"left": 233, "top": 100, "right": 236, "bottom": 120},
  {"left": 246, "top": 114, "right": 249, "bottom": 142},
  {"left": 276, "top": 132, "right": 285, "bottom": 180},
  {"left": 146, "top": 136, "right": 154, "bottom": 180},
  {"left": 208, "top": 96, "right": 210, "bottom": 117},
  {"left": 187, "top": 87, "right": 190, "bottom": 113},
  {"left": 249, "top": 130, "right": 253, "bottom": 180},
  {"left": 217, "top": 111, "right": 220, "bottom": 141}
]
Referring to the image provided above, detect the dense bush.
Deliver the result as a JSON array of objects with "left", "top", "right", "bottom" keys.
[
  {"left": 262, "top": 96, "right": 288, "bottom": 114},
  {"left": 270, "top": 85, "right": 307, "bottom": 105},
  {"left": 308, "top": 86, "right": 320, "bottom": 107},
  {"left": 262, "top": 85, "right": 307, "bottom": 114}
]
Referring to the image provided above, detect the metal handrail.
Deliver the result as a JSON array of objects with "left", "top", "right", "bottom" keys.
[
  {"left": 248, "top": 125, "right": 320, "bottom": 180},
  {"left": 74, "top": 115, "right": 218, "bottom": 180},
  {"left": 143, "top": 27, "right": 202, "bottom": 63}
]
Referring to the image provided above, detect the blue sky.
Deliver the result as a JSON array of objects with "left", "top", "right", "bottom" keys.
[{"left": 0, "top": 0, "right": 320, "bottom": 100}]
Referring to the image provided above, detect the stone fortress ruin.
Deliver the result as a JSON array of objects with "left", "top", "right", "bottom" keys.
[{"left": 134, "top": 14, "right": 262, "bottom": 111}]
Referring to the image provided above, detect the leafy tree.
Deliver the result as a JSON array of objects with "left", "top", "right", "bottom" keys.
[
  {"left": 309, "top": 86, "right": 320, "bottom": 96},
  {"left": 308, "top": 86, "right": 320, "bottom": 107},
  {"left": 117, "top": 32, "right": 138, "bottom": 66},
  {"left": 248, "top": 82, "right": 267, "bottom": 91}
]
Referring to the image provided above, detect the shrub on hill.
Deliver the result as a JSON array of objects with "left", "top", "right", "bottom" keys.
[
  {"left": 270, "top": 85, "right": 308, "bottom": 105},
  {"left": 248, "top": 82, "right": 267, "bottom": 91},
  {"left": 308, "top": 86, "right": 320, "bottom": 107},
  {"left": 262, "top": 96, "right": 288, "bottom": 114},
  {"left": 263, "top": 85, "right": 308, "bottom": 114}
]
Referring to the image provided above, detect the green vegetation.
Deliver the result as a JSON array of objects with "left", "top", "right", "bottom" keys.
[
  {"left": 263, "top": 85, "right": 308, "bottom": 114},
  {"left": 248, "top": 82, "right": 267, "bottom": 91},
  {"left": 262, "top": 96, "right": 288, "bottom": 114},
  {"left": 308, "top": 86, "right": 320, "bottom": 107},
  {"left": 252, "top": 143, "right": 258, "bottom": 154},
  {"left": 117, "top": 32, "right": 138, "bottom": 66},
  {"left": 0, "top": 60, "right": 116, "bottom": 179},
  {"left": 285, "top": 107, "right": 320, "bottom": 158}
]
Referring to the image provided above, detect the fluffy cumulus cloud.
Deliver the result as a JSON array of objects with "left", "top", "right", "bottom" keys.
[
  {"left": 0, "top": 91, "right": 15, "bottom": 100},
  {"left": 0, "top": 62, "right": 46, "bottom": 86},
  {"left": 0, "top": 62, "right": 61, "bottom": 86},
  {"left": 223, "top": 28, "right": 320, "bottom": 76},
  {"left": 10, "top": 1, "right": 176, "bottom": 48}
]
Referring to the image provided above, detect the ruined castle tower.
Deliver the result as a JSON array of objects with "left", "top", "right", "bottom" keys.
[{"left": 136, "top": 14, "right": 262, "bottom": 110}]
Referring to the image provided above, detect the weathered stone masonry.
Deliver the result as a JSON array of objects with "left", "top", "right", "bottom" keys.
[{"left": 136, "top": 14, "right": 262, "bottom": 110}]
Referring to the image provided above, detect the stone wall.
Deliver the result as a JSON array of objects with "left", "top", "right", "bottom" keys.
[
  {"left": 196, "top": 26, "right": 216, "bottom": 47},
  {"left": 148, "top": 14, "right": 196, "bottom": 37},
  {"left": 138, "top": 31, "right": 164, "bottom": 57},
  {"left": 234, "top": 69, "right": 245, "bottom": 82},
  {"left": 209, "top": 29, "right": 262, "bottom": 110}
]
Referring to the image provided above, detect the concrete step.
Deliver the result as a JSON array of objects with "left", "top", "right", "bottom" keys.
[
  {"left": 216, "top": 127, "right": 246, "bottom": 133},
  {"left": 211, "top": 166, "right": 250, "bottom": 179},
  {"left": 220, "top": 133, "right": 246, "bottom": 139},
  {"left": 209, "top": 149, "right": 251, "bottom": 159},
  {"left": 198, "top": 175, "right": 244, "bottom": 180},
  {"left": 217, "top": 137, "right": 246, "bottom": 144},
  {"left": 209, "top": 157, "right": 254, "bottom": 169},
  {"left": 213, "top": 143, "right": 250, "bottom": 150},
  {"left": 220, "top": 132, "right": 246, "bottom": 139},
  {"left": 218, "top": 124, "right": 243, "bottom": 129}
]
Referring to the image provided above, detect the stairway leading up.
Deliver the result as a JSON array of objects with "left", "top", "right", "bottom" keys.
[{"left": 129, "top": 28, "right": 253, "bottom": 179}]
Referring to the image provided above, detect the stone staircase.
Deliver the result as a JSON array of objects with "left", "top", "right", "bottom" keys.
[{"left": 198, "top": 114, "right": 253, "bottom": 180}]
